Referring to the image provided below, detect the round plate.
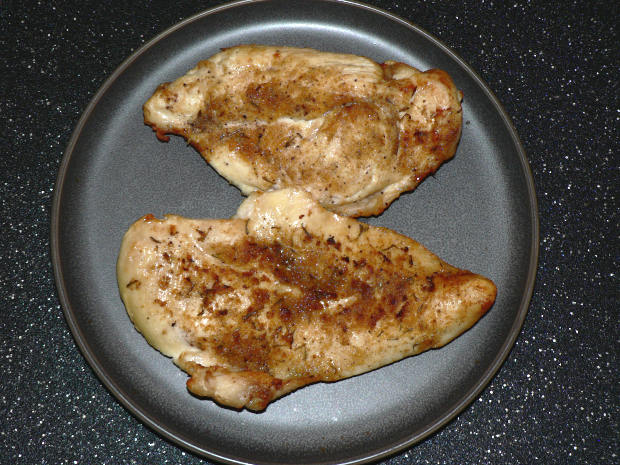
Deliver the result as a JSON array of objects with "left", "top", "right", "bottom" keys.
[{"left": 51, "top": 1, "right": 538, "bottom": 463}]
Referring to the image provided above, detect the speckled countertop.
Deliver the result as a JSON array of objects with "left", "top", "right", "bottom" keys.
[{"left": 1, "top": 1, "right": 617, "bottom": 464}]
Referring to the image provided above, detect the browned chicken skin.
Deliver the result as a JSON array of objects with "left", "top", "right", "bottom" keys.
[
  {"left": 117, "top": 189, "right": 496, "bottom": 411},
  {"left": 143, "top": 45, "right": 463, "bottom": 216}
]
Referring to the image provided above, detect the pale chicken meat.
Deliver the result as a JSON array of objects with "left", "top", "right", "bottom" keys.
[
  {"left": 117, "top": 189, "right": 496, "bottom": 411},
  {"left": 143, "top": 45, "right": 463, "bottom": 217}
]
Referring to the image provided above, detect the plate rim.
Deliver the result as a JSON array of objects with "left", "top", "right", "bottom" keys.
[{"left": 50, "top": 0, "right": 539, "bottom": 463}]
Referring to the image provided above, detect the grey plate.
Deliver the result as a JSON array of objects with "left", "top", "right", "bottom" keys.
[{"left": 51, "top": 1, "right": 538, "bottom": 463}]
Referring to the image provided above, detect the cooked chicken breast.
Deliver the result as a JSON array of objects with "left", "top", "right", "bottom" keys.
[
  {"left": 143, "top": 45, "right": 462, "bottom": 217},
  {"left": 117, "top": 189, "right": 495, "bottom": 411}
]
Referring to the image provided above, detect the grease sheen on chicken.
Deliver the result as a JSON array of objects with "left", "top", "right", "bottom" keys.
[
  {"left": 143, "top": 45, "right": 463, "bottom": 216},
  {"left": 117, "top": 189, "right": 496, "bottom": 411}
]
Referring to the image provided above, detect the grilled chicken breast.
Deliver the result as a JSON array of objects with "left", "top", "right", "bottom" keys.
[
  {"left": 117, "top": 189, "right": 496, "bottom": 411},
  {"left": 143, "top": 45, "right": 462, "bottom": 217}
]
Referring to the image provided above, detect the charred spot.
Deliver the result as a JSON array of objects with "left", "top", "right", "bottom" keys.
[
  {"left": 346, "top": 301, "right": 369, "bottom": 325},
  {"left": 149, "top": 236, "right": 161, "bottom": 243},
  {"left": 243, "top": 288, "right": 270, "bottom": 322},
  {"left": 213, "top": 329, "right": 270, "bottom": 372},
  {"left": 224, "top": 130, "right": 262, "bottom": 160},
  {"left": 195, "top": 228, "right": 208, "bottom": 241},
  {"left": 126, "top": 279, "right": 141, "bottom": 289},
  {"left": 413, "top": 130, "right": 428, "bottom": 144},
  {"left": 181, "top": 276, "right": 194, "bottom": 295},
  {"left": 326, "top": 236, "right": 341, "bottom": 250},
  {"left": 423, "top": 275, "right": 436, "bottom": 292},
  {"left": 232, "top": 329, "right": 241, "bottom": 345},
  {"left": 395, "top": 305, "right": 408, "bottom": 320},
  {"left": 279, "top": 306, "right": 292, "bottom": 322},
  {"left": 169, "top": 225, "right": 178, "bottom": 236},
  {"left": 351, "top": 278, "right": 374, "bottom": 301},
  {"left": 368, "top": 308, "right": 386, "bottom": 329},
  {"left": 246, "top": 82, "right": 282, "bottom": 108},
  {"left": 300, "top": 287, "right": 338, "bottom": 310},
  {"left": 158, "top": 275, "right": 170, "bottom": 290},
  {"left": 280, "top": 330, "right": 294, "bottom": 347},
  {"left": 339, "top": 306, "right": 352, "bottom": 316},
  {"left": 199, "top": 277, "right": 231, "bottom": 307},
  {"left": 386, "top": 276, "right": 410, "bottom": 306},
  {"left": 294, "top": 290, "right": 323, "bottom": 315},
  {"left": 283, "top": 133, "right": 300, "bottom": 148},
  {"left": 332, "top": 265, "right": 347, "bottom": 277},
  {"left": 179, "top": 255, "right": 194, "bottom": 271},
  {"left": 252, "top": 288, "right": 270, "bottom": 308}
]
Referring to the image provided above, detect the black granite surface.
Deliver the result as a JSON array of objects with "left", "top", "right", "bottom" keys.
[{"left": 1, "top": 0, "right": 617, "bottom": 464}]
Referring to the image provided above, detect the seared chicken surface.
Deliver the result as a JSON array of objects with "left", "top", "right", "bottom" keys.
[
  {"left": 144, "top": 45, "right": 463, "bottom": 216},
  {"left": 117, "top": 189, "right": 496, "bottom": 411}
]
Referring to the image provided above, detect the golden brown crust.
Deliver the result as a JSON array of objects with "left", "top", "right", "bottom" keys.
[
  {"left": 143, "top": 45, "right": 462, "bottom": 216},
  {"left": 117, "top": 189, "right": 496, "bottom": 410}
]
